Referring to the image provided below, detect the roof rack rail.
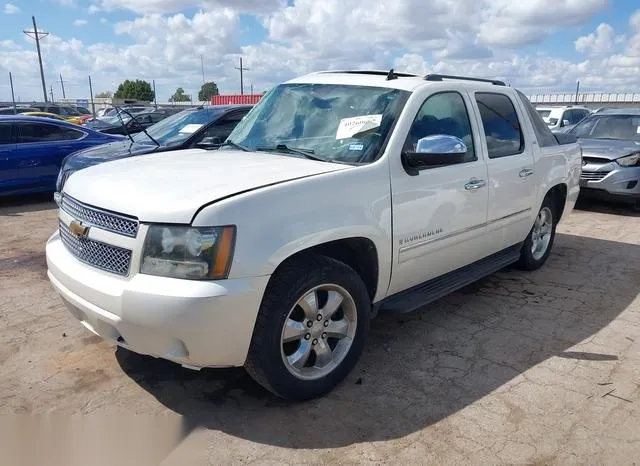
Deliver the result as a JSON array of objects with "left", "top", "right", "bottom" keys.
[
  {"left": 424, "top": 74, "right": 506, "bottom": 86},
  {"left": 322, "top": 70, "right": 419, "bottom": 78}
]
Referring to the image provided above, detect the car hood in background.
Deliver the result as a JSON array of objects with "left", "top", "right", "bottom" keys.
[
  {"left": 64, "top": 140, "right": 162, "bottom": 170},
  {"left": 577, "top": 138, "right": 640, "bottom": 160}
]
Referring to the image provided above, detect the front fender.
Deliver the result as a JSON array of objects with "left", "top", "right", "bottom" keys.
[{"left": 192, "top": 162, "right": 393, "bottom": 302}]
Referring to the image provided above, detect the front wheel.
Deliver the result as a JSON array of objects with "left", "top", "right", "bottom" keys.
[
  {"left": 516, "top": 196, "right": 557, "bottom": 270},
  {"left": 244, "top": 254, "right": 370, "bottom": 400}
]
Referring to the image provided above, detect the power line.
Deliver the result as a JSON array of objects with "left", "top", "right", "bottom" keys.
[
  {"left": 23, "top": 16, "right": 49, "bottom": 102},
  {"left": 234, "top": 57, "right": 249, "bottom": 95}
]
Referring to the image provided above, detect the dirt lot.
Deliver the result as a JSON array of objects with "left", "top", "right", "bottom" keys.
[{"left": 0, "top": 194, "right": 639, "bottom": 465}]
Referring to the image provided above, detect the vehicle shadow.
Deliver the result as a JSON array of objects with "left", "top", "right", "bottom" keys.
[
  {"left": 575, "top": 196, "right": 640, "bottom": 217},
  {"left": 0, "top": 193, "right": 56, "bottom": 216},
  {"left": 116, "top": 232, "right": 640, "bottom": 449}
]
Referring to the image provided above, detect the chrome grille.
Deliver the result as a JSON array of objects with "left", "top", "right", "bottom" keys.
[
  {"left": 59, "top": 221, "right": 132, "bottom": 276},
  {"left": 60, "top": 195, "right": 139, "bottom": 238},
  {"left": 580, "top": 171, "right": 609, "bottom": 181}
]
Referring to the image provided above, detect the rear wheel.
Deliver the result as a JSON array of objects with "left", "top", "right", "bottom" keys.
[
  {"left": 516, "top": 195, "right": 557, "bottom": 270},
  {"left": 245, "top": 254, "right": 370, "bottom": 400}
]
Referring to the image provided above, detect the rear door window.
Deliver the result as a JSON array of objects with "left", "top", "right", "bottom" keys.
[
  {"left": 16, "top": 122, "right": 83, "bottom": 143},
  {"left": 475, "top": 92, "right": 524, "bottom": 158},
  {"left": 0, "top": 123, "right": 13, "bottom": 144}
]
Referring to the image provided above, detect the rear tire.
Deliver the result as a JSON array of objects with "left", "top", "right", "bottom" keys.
[
  {"left": 516, "top": 195, "right": 557, "bottom": 271},
  {"left": 244, "top": 253, "right": 370, "bottom": 401}
]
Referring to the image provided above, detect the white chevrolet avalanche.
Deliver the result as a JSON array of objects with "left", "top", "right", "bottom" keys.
[{"left": 46, "top": 71, "right": 582, "bottom": 400}]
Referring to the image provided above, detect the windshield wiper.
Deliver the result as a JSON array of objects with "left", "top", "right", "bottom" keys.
[
  {"left": 256, "top": 144, "right": 324, "bottom": 161},
  {"left": 219, "top": 140, "right": 249, "bottom": 151},
  {"left": 115, "top": 106, "right": 160, "bottom": 147}
]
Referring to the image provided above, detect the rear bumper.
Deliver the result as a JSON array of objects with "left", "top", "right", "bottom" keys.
[{"left": 46, "top": 231, "right": 270, "bottom": 368}]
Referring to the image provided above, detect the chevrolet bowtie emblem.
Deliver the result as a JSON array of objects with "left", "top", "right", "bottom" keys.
[{"left": 69, "top": 220, "right": 89, "bottom": 238}]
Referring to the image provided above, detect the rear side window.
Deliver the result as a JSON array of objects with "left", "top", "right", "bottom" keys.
[
  {"left": 475, "top": 93, "right": 524, "bottom": 158},
  {"left": 516, "top": 90, "right": 558, "bottom": 147},
  {"left": 16, "top": 123, "right": 83, "bottom": 143},
  {"left": 0, "top": 123, "right": 12, "bottom": 144}
]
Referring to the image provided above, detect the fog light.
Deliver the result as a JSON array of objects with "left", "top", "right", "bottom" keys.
[{"left": 626, "top": 180, "right": 638, "bottom": 189}]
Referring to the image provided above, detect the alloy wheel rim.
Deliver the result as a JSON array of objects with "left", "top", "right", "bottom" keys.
[
  {"left": 280, "top": 284, "right": 357, "bottom": 381},
  {"left": 531, "top": 206, "right": 553, "bottom": 261}
]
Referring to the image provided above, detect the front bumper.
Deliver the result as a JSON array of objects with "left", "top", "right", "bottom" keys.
[
  {"left": 580, "top": 163, "right": 640, "bottom": 202},
  {"left": 46, "top": 231, "right": 270, "bottom": 368}
]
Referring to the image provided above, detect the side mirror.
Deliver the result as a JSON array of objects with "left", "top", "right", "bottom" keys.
[
  {"left": 195, "top": 136, "right": 223, "bottom": 149},
  {"left": 402, "top": 135, "right": 467, "bottom": 175}
]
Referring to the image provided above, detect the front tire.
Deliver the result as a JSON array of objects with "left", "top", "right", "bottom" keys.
[
  {"left": 244, "top": 254, "right": 370, "bottom": 400},
  {"left": 516, "top": 195, "right": 557, "bottom": 270}
]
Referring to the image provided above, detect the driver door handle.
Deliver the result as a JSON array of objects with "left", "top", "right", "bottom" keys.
[
  {"left": 464, "top": 179, "right": 486, "bottom": 191},
  {"left": 519, "top": 168, "right": 534, "bottom": 177}
]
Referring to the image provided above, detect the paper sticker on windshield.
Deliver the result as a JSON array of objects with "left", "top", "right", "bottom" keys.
[
  {"left": 349, "top": 143, "right": 364, "bottom": 151},
  {"left": 179, "top": 124, "right": 204, "bottom": 134},
  {"left": 636, "top": 126, "right": 640, "bottom": 134},
  {"left": 336, "top": 114, "right": 382, "bottom": 140}
]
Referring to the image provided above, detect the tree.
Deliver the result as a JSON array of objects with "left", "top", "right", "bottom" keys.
[
  {"left": 169, "top": 87, "right": 190, "bottom": 102},
  {"left": 95, "top": 91, "right": 112, "bottom": 98},
  {"left": 198, "top": 81, "right": 219, "bottom": 102},
  {"left": 113, "top": 79, "right": 154, "bottom": 101}
]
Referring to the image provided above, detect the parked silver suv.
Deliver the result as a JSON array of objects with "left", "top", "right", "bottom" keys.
[{"left": 569, "top": 108, "right": 640, "bottom": 209}]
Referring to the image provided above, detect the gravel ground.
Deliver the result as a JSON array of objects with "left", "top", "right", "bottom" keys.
[{"left": 0, "top": 194, "right": 639, "bottom": 465}]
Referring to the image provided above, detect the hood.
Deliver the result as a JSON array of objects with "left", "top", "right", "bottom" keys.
[
  {"left": 578, "top": 138, "right": 640, "bottom": 161},
  {"left": 64, "top": 140, "right": 160, "bottom": 170},
  {"left": 63, "top": 149, "right": 351, "bottom": 223}
]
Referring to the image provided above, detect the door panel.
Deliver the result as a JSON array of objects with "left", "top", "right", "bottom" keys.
[
  {"left": 388, "top": 91, "right": 489, "bottom": 296},
  {"left": 15, "top": 122, "right": 85, "bottom": 190},
  {"left": 474, "top": 92, "right": 536, "bottom": 249},
  {"left": 0, "top": 122, "right": 17, "bottom": 191}
]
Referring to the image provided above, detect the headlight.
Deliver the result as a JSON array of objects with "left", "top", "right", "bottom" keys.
[
  {"left": 141, "top": 225, "right": 236, "bottom": 280},
  {"left": 617, "top": 152, "right": 640, "bottom": 167}
]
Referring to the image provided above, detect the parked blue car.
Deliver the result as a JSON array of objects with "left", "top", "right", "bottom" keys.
[{"left": 0, "top": 115, "right": 123, "bottom": 196}]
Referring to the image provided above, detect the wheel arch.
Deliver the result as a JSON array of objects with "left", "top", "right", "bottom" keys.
[{"left": 268, "top": 237, "right": 381, "bottom": 305}]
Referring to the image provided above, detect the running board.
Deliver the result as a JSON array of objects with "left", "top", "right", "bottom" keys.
[{"left": 378, "top": 243, "right": 523, "bottom": 313}]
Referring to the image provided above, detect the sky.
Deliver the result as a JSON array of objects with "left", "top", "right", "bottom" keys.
[{"left": 1, "top": 0, "right": 640, "bottom": 102}]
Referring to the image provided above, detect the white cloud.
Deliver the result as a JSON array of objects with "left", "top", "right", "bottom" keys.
[
  {"left": 575, "top": 23, "right": 616, "bottom": 56},
  {"left": 91, "top": 0, "right": 283, "bottom": 14},
  {"left": 630, "top": 9, "right": 640, "bottom": 30},
  {"left": 477, "top": 0, "right": 610, "bottom": 47},
  {"left": 2, "top": 1, "right": 640, "bottom": 103},
  {"left": 73, "top": 19, "right": 88, "bottom": 26},
  {"left": 3, "top": 3, "right": 20, "bottom": 14}
]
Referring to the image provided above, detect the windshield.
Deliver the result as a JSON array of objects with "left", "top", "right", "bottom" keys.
[
  {"left": 537, "top": 110, "right": 551, "bottom": 118},
  {"left": 132, "top": 108, "right": 223, "bottom": 146},
  {"left": 570, "top": 114, "right": 640, "bottom": 140},
  {"left": 225, "top": 83, "right": 409, "bottom": 164}
]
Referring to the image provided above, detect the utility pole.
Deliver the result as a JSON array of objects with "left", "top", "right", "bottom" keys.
[
  {"left": 250, "top": 83, "right": 253, "bottom": 94},
  {"left": 234, "top": 57, "right": 249, "bottom": 95},
  {"left": 152, "top": 79, "right": 157, "bottom": 109},
  {"left": 88, "top": 75, "right": 95, "bottom": 116},
  {"left": 23, "top": 16, "right": 49, "bottom": 102},
  {"left": 59, "top": 74, "right": 66, "bottom": 99},
  {"left": 49, "top": 85, "right": 54, "bottom": 102},
  {"left": 200, "top": 55, "right": 205, "bottom": 84},
  {"left": 9, "top": 72, "right": 17, "bottom": 114},
  {"left": 575, "top": 80, "right": 580, "bottom": 105}
]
